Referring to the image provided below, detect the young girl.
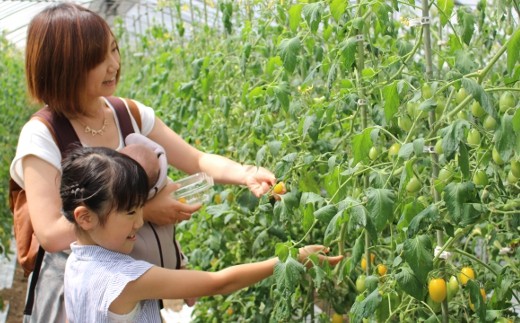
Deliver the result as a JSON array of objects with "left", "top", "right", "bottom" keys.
[{"left": 60, "top": 146, "right": 343, "bottom": 322}]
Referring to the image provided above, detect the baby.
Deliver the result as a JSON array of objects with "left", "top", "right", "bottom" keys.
[{"left": 120, "top": 133, "right": 168, "bottom": 199}]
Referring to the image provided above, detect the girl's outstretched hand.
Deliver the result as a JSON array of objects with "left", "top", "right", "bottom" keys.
[{"left": 298, "top": 245, "right": 343, "bottom": 268}]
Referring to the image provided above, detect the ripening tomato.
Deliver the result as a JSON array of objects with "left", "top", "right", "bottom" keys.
[
  {"left": 377, "top": 264, "right": 388, "bottom": 276},
  {"left": 428, "top": 278, "right": 447, "bottom": 303},
  {"left": 458, "top": 267, "right": 476, "bottom": 286},
  {"left": 331, "top": 313, "right": 344, "bottom": 323},
  {"left": 273, "top": 182, "right": 286, "bottom": 195}
]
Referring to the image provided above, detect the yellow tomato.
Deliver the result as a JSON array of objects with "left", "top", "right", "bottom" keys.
[
  {"left": 360, "top": 253, "right": 375, "bottom": 271},
  {"left": 377, "top": 264, "right": 388, "bottom": 276},
  {"left": 178, "top": 197, "right": 187, "bottom": 204},
  {"left": 428, "top": 278, "right": 447, "bottom": 303},
  {"left": 458, "top": 267, "right": 476, "bottom": 286},
  {"left": 331, "top": 313, "right": 343, "bottom": 323},
  {"left": 273, "top": 182, "right": 286, "bottom": 195}
]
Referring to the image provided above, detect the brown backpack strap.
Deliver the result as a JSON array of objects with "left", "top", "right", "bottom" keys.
[
  {"left": 106, "top": 96, "right": 141, "bottom": 139},
  {"left": 125, "top": 98, "right": 142, "bottom": 130},
  {"left": 32, "top": 107, "right": 79, "bottom": 158}
]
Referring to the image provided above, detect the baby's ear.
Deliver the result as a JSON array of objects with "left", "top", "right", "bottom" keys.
[{"left": 74, "top": 206, "right": 98, "bottom": 230}]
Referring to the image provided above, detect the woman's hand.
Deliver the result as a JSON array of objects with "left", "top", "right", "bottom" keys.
[
  {"left": 243, "top": 165, "right": 276, "bottom": 197},
  {"left": 297, "top": 245, "right": 343, "bottom": 268},
  {"left": 143, "top": 182, "right": 202, "bottom": 225}
]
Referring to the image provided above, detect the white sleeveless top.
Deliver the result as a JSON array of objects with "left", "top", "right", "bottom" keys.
[{"left": 65, "top": 243, "right": 161, "bottom": 323}]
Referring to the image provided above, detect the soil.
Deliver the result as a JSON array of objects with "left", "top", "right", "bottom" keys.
[{"left": 0, "top": 262, "right": 27, "bottom": 323}]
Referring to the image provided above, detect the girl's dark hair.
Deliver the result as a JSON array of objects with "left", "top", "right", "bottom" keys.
[
  {"left": 25, "top": 3, "right": 120, "bottom": 118},
  {"left": 60, "top": 147, "right": 148, "bottom": 226}
]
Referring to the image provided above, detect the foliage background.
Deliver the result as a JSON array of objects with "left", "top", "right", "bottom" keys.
[{"left": 1, "top": 0, "right": 519, "bottom": 322}]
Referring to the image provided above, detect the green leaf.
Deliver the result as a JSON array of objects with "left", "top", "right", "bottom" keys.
[
  {"left": 494, "top": 113, "right": 517, "bottom": 162},
  {"left": 458, "top": 143, "right": 469, "bottom": 179},
  {"left": 300, "top": 192, "right": 324, "bottom": 205},
  {"left": 252, "top": 229, "right": 269, "bottom": 253},
  {"left": 366, "top": 188, "right": 395, "bottom": 231},
  {"left": 314, "top": 204, "right": 338, "bottom": 223},
  {"left": 348, "top": 204, "right": 377, "bottom": 243},
  {"left": 302, "top": 2, "right": 323, "bottom": 33},
  {"left": 339, "top": 37, "right": 358, "bottom": 69},
  {"left": 457, "top": 7, "right": 475, "bottom": 45},
  {"left": 278, "top": 37, "right": 301, "bottom": 74},
  {"left": 398, "top": 200, "right": 425, "bottom": 231},
  {"left": 324, "top": 211, "right": 343, "bottom": 245},
  {"left": 302, "top": 204, "right": 315, "bottom": 232},
  {"left": 438, "top": 0, "right": 454, "bottom": 26},
  {"left": 274, "top": 256, "right": 305, "bottom": 292},
  {"left": 352, "top": 127, "right": 373, "bottom": 165},
  {"left": 288, "top": 4, "right": 303, "bottom": 32},
  {"left": 350, "top": 233, "right": 365, "bottom": 275},
  {"left": 396, "top": 266, "right": 425, "bottom": 300},
  {"left": 454, "top": 50, "right": 477, "bottom": 74},
  {"left": 507, "top": 28, "right": 520, "bottom": 73},
  {"left": 350, "top": 289, "right": 382, "bottom": 322},
  {"left": 403, "top": 235, "right": 433, "bottom": 284},
  {"left": 443, "top": 181, "right": 481, "bottom": 225},
  {"left": 256, "top": 145, "right": 267, "bottom": 166},
  {"left": 467, "top": 279, "right": 486, "bottom": 320},
  {"left": 461, "top": 78, "right": 496, "bottom": 119},
  {"left": 407, "top": 205, "right": 439, "bottom": 237},
  {"left": 382, "top": 81, "right": 399, "bottom": 123},
  {"left": 440, "top": 119, "right": 469, "bottom": 160},
  {"left": 274, "top": 82, "right": 291, "bottom": 109},
  {"left": 330, "top": 0, "right": 347, "bottom": 22}
]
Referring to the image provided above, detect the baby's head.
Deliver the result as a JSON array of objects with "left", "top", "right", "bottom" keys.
[{"left": 120, "top": 144, "right": 160, "bottom": 189}]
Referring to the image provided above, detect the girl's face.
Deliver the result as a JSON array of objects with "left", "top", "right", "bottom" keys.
[
  {"left": 86, "top": 207, "right": 144, "bottom": 254},
  {"left": 85, "top": 36, "right": 120, "bottom": 99}
]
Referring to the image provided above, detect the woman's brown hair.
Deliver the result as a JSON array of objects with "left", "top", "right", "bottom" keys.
[{"left": 25, "top": 3, "right": 120, "bottom": 118}]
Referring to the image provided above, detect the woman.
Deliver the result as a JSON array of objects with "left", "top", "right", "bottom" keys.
[{"left": 10, "top": 3, "right": 276, "bottom": 322}]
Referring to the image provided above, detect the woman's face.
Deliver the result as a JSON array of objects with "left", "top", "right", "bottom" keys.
[{"left": 85, "top": 37, "right": 120, "bottom": 100}]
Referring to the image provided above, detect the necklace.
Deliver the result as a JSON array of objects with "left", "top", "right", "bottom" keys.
[{"left": 78, "top": 111, "right": 109, "bottom": 136}]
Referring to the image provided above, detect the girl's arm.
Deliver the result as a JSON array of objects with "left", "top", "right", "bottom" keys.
[
  {"left": 23, "top": 155, "right": 76, "bottom": 252},
  {"left": 110, "top": 246, "right": 343, "bottom": 314}
]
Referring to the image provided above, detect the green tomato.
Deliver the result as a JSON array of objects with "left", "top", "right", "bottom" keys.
[
  {"left": 406, "top": 102, "right": 417, "bottom": 117},
  {"left": 398, "top": 116, "right": 413, "bottom": 132},
  {"left": 473, "top": 170, "right": 489, "bottom": 186},
  {"left": 511, "top": 160, "right": 520, "bottom": 178},
  {"left": 499, "top": 91, "right": 515, "bottom": 113},
  {"left": 369, "top": 146, "right": 381, "bottom": 161},
  {"left": 422, "top": 83, "right": 433, "bottom": 99},
  {"left": 388, "top": 143, "right": 401, "bottom": 159},
  {"left": 492, "top": 147, "right": 505, "bottom": 165},
  {"left": 507, "top": 171, "right": 519, "bottom": 184},
  {"left": 457, "top": 110, "right": 469, "bottom": 120},
  {"left": 356, "top": 275, "right": 367, "bottom": 293},
  {"left": 506, "top": 26, "right": 514, "bottom": 35},
  {"left": 435, "top": 139, "right": 443, "bottom": 154},
  {"left": 483, "top": 115, "right": 497, "bottom": 131},
  {"left": 427, "top": 296, "right": 442, "bottom": 313},
  {"left": 438, "top": 168, "right": 453, "bottom": 182},
  {"left": 447, "top": 275, "right": 459, "bottom": 301},
  {"left": 455, "top": 88, "right": 469, "bottom": 104},
  {"left": 406, "top": 177, "right": 422, "bottom": 193},
  {"left": 466, "top": 128, "right": 481, "bottom": 147},
  {"left": 470, "top": 101, "right": 486, "bottom": 118}
]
